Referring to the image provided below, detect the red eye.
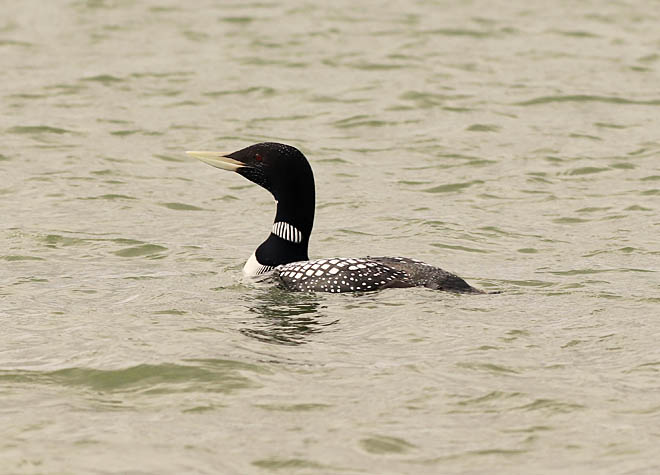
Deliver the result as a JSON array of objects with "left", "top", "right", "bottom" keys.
[{"left": 255, "top": 153, "right": 262, "bottom": 162}]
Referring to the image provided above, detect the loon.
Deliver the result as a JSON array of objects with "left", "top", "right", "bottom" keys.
[{"left": 186, "top": 143, "right": 482, "bottom": 294}]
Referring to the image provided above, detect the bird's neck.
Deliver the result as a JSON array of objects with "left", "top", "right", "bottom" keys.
[{"left": 244, "top": 192, "right": 315, "bottom": 276}]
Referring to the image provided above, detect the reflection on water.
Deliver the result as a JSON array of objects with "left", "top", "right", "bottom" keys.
[{"left": 240, "top": 288, "right": 337, "bottom": 345}]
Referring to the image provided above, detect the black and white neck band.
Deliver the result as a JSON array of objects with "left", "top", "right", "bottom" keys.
[{"left": 272, "top": 221, "right": 303, "bottom": 243}]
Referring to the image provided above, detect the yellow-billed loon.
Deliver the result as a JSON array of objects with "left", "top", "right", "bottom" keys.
[{"left": 186, "top": 143, "right": 482, "bottom": 294}]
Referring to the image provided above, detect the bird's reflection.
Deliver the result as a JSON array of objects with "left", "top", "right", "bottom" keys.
[{"left": 240, "top": 287, "right": 337, "bottom": 346}]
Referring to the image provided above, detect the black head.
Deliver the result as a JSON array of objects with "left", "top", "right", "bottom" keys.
[
  {"left": 225, "top": 143, "right": 314, "bottom": 204},
  {"left": 187, "top": 142, "right": 316, "bottom": 251}
]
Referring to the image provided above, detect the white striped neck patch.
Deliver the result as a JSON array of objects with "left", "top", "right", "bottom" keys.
[{"left": 272, "top": 221, "right": 303, "bottom": 243}]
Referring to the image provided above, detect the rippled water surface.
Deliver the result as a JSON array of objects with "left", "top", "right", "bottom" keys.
[{"left": 2, "top": 1, "right": 660, "bottom": 473}]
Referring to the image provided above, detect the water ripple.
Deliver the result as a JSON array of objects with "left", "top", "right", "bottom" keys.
[
  {"left": 113, "top": 243, "right": 168, "bottom": 258},
  {"left": 515, "top": 95, "right": 660, "bottom": 106},
  {"left": 0, "top": 360, "right": 264, "bottom": 394},
  {"left": 8, "top": 125, "right": 76, "bottom": 135}
]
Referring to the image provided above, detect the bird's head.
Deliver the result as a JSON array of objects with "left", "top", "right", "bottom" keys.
[{"left": 186, "top": 142, "right": 314, "bottom": 204}]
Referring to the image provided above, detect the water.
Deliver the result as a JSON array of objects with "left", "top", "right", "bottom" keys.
[{"left": 2, "top": 1, "right": 660, "bottom": 473}]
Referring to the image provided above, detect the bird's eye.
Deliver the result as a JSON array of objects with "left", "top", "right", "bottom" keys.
[{"left": 255, "top": 153, "right": 262, "bottom": 162}]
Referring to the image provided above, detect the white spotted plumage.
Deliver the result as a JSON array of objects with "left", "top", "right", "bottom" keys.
[{"left": 275, "top": 257, "right": 409, "bottom": 293}]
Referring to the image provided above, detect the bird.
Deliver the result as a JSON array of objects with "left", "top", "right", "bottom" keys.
[{"left": 186, "top": 142, "right": 482, "bottom": 294}]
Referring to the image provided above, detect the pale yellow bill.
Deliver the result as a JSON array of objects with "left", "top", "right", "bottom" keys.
[{"left": 185, "top": 151, "right": 243, "bottom": 171}]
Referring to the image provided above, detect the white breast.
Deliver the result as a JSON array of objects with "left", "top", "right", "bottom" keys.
[{"left": 243, "top": 252, "right": 274, "bottom": 277}]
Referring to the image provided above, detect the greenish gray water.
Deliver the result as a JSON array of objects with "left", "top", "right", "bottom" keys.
[{"left": 2, "top": 1, "right": 660, "bottom": 473}]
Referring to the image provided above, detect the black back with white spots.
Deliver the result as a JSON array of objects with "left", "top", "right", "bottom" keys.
[
  {"left": 369, "top": 256, "right": 479, "bottom": 293},
  {"left": 275, "top": 256, "right": 480, "bottom": 293},
  {"left": 276, "top": 258, "right": 410, "bottom": 293}
]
